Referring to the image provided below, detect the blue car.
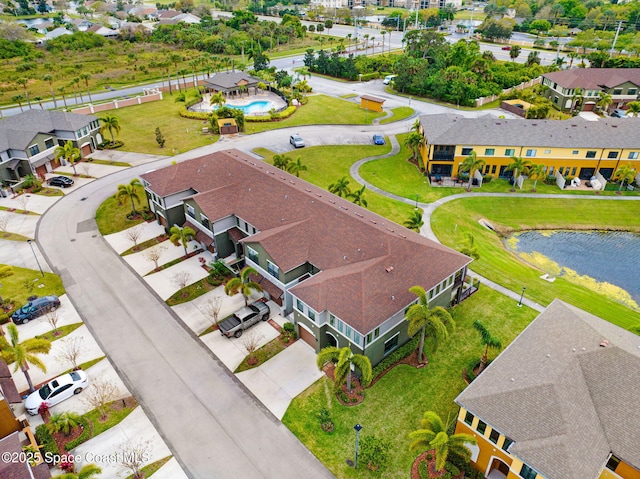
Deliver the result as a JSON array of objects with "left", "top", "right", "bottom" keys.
[{"left": 373, "top": 134, "right": 385, "bottom": 145}]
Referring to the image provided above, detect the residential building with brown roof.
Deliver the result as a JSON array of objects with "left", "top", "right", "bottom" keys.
[
  {"left": 454, "top": 299, "right": 640, "bottom": 479},
  {"left": 141, "top": 149, "right": 472, "bottom": 365},
  {"left": 541, "top": 68, "right": 640, "bottom": 112}
]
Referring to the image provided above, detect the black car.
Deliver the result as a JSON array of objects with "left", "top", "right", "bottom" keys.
[
  {"left": 48, "top": 176, "right": 74, "bottom": 188},
  {"left": 12, "top": 295, "right": 61, "bottom": 325}
]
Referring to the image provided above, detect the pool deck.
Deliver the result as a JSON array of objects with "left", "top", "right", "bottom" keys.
[{"left": 191, "top": 91, "right": 287, "bottom": 115}]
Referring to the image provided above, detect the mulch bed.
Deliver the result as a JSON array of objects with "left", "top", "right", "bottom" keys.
[
  {"left": 411, "top": 451, "right": 464, "bottom": 479},
  {"left": 368, "top": 349, "right": 427, "bottom": 388}
]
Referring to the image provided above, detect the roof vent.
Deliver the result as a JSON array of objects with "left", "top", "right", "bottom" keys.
[
  {"left": 290, "top": 180, "right": 295, "bottom": 184},
  {"left": 304, "top": 188, "right": 312, "bottom": 192},
  {"left": 612, "top": 125, "right": 618, "bottom": 128},
  {"left": 369, "top": 219, "right": 377, "bottom": 224},
  {"left": 386, "top": 266, "right": 394, "bottom": 273},
  {"left": 600, "top": 339, "right": 609, "bottom": 348},
  {"left": 355, "top": 213, "right": 364, "bottom": 218},
  {"left": 329, "top": 200, "right": 335, "bottom": 204},
  {"left": 284, "top": 195, "right": 288, "bottom": 199},
  {"left": 571, "top": 124, "right": 577, "bottom": 127},
  {"left": 343, "top": 255, "right": 347, "bottom": 260},
  {"left": 391, "top": 295, "right": 395, "bottom": 300}
]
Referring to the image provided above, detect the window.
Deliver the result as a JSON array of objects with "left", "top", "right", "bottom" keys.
[
  {"left": 484, "top": 148, "right": 494, "bottom": 156},
  {"left": 353, "top": 332, "right": 361, "bottom": 345},
  {"left": 606, "top": 455, "right": 621, "bottom": 472},
  {"left": 45, "top": 138, "right": 54, "bottom": 149},
  {"left": 505, "top": 148, "right": 515, "bottom": 157},
  {"left": 186, "top": 204, "right": 195, "bottom": 218},
  {"left": 572, "top": 150, "right": 579, "bottom": 155},
  {"left": 267, "top": 260, "right": 279, "bottom": 279},
  {"left": 548, "top": 166, "right": 554, "bottom": 174},
  {"left": 383, "top": 334, "right": 399, "bottom": 355},
  {"left": 366, "top": 333, "right": 372, "bottom": 344},
  {"left": 571, "top": 167, "right": 577, "bottom": 176},
  {"left": 428, "top": 289, "right": 434, "bottom": 300},
  {"left": 337, "top": 320, "right": 344, "bottom": 333},
  {"left": 491, "top": 165, "right": 497, "bottom": 174},
  {"left": 200, "top": 214, "right": 210, "bottom": 230},
  {"left": 559, "top": 167, "right": 564, "bottom": 175},
  {"left": 525, "top": 149, "right": 536, "bottom": 157},
  {"left": 329, "top": 314, "right": 335, "bottom": 326},
  {"left": 28, "top": 144, "right": 40, "bottom": 156},
  {"left": 612, "top": 88, "right": 622, "bottom": 95},
  {"left": 502, "top": 437, "right": 513, "bottom": 451},
  {"left": 519, "top": 464, "right": 538, "bottom": 479},
  {"left": 484, "top": 165, "right": 490, "bottom": 174},
  {"left": 544, "top": 149, "right": 551, "bottom": 155},
  {"left": 296, "top": 299, "right": 303, "bottom": 311},
  {"left": 476, "top": 420, "right": 487, "bottom": 435},
  {"left": 461, "top": 147, "right": 473, "bottom": 156},
  {"left": 345, "top": 325, "right": 352, "bottom": 338},
  {"left": 489, "top": 429, "right": 500, "bottom": 444},
  {"left": 464, "top": 411, "right": 474, "bottom": 426},
  {"left": 308, "top": 309, "right": 316, "bottom": 322},
  {"left": 629, "top": 152, "right": 639, "bottom": 159},
  {"left": 608, "top": 151, "right": 618, "bottom": 159},
  {"left": 374, "top": 327, "right": 380, "bottom": 338},
  {"left": 247, "top": 246, "right": 258, "bottom": 263},
  {"left": 628, "top": 88, "right": 637, "bottom": 95},
  {"left": 586, "top": 151, "right": 597, "bottom": 158}
]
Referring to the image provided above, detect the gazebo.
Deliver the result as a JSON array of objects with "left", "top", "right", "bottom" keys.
[{"left": 202, "top": 71, "right": 262, "bottom": 98}]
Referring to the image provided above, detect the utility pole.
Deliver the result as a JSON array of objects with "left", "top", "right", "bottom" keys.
[{"left": 609, "top": 21, "right": 623, "bottom": 58}]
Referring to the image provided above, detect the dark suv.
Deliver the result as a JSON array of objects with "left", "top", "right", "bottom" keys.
[{"left": 12, "top": 295, "right": 60, "bottom": 325}]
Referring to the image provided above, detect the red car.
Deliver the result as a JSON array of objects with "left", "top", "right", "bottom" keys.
[{"left": 501, "top": 46, "right": 512, "bottom": 51}]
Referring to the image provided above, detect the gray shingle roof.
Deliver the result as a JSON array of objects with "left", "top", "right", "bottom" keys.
[
  {"left": 202, "top": 71, "right": 261, "bottom": 90},
  {"left": 543, "top": 68, "right": 640, "bottom": 90},
  {"left": 455, "top": 299, "right": 640, "bottom": 479},
  {"left": 0, "top": 110, "right": 96, "bottom": 151},
  {"left": 419, "top": 113, "right": 640, "bottom": 149}
]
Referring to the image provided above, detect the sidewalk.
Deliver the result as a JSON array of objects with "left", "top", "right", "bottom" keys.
[
  {"left": 88, "top": 150, "right": 170, "bottom": 168},
  {"left": 54, "top": 162, "right": 128, "bottom": 178}
]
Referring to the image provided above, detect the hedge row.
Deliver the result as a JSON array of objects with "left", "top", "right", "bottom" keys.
[
  {"left": 371, "top": 335, "right": 419, "bottom": 380},
  {"left": 179, "top": 108, "right": 211, "bottom": 121},
  {"left": 35, "top": 424, "right": 59, "bottom": 459}
]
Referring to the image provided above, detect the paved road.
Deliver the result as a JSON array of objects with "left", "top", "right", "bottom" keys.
[{"left": 37, "top": 156, "right": 336, "bottom": 479}]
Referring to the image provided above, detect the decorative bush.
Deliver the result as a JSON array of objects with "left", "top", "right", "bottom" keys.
[
  {"left": 63, "top": 417, "right": 90, "bottom": 451},
  {"left": 35, "top": 424, "right": 60, "bottom": 460},
  {"left": 359, "top": 435, "right": 391, "bottom": 470},
  {"left": 318, "top": 408, "right": 334, "bottom": 433},
  {"left": 371, "top": 336, "right": 419, "bottom": 379},
  {"left": 97, "top": 140, "right": 124, "bottom": 150},
  {"left": 482, "top": 174, "right": 493, "bottom": 184},
  {"left": 0, "top": 265, "right": 15, "bottom": 278},
  {"left": 282, "top": 322, "right": 295, "bottom": 333},
  {"left": 544, "top": 174, "right": 557, "bottom": 185},
  {"left": 360, "top": 72, "right": 379, "bottom": 81}
]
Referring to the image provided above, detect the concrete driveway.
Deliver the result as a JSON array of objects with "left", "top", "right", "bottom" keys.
[
  {"left": 104, "top": 221, "right": 165, "bottom": 254},
  {"left": 0, "top": 210, "right": 39, "bottom": 238},
  {"left": 0, "top": 192, "right": 59, "bottom": 215},
  {"left": 0, "top": 239, "right": 52, "bottom": 272},
  {"left": 236, "top": 340, "right": 323, "bottom": 420}
]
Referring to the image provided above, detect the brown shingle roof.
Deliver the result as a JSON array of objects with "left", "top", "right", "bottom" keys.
[
  {"left": 151, "top": 150, "right": 470, "bottom": 333},
  {"left": 543, "top": 68, "right": 640, "bottom": 90},
  {"left": 456, "top": 300, "right": 640, "bottom": 479}
]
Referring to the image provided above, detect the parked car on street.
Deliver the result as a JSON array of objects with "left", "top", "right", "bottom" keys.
[
  {"left": 11, "top": 295, "right": 60, "bottom": 325},
  {"left": 501, "top": 46, "right": 511, "bottom": 50},
  {"left": 383, "top": 75, "right": 396, "bottom": 85},
  {"left": 289, "top": 134, "right": 305, "bottom": 148},
  {"left": 373, "top": 134, "right": 385, "bottom": 145},
  {"left": 611, "top": 109, "right": 627, "bottom": 118},
  {"left": 48, "top": 176, "right": 74, "bottom": 188},
  {"left": 24, "top": 370, "right": 89, "bottom": 415},
  {"left": 219, "top": 302, "right": 270, "bottom": 338}
]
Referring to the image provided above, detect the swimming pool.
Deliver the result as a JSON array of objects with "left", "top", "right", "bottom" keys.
[{"left": 220, "top": 101, "right": 275, "bottom": 114}]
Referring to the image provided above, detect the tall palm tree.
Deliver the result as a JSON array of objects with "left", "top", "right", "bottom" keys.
[
  {"left": 529, "top": 163, "right": 547, "bottom": 192},
  {"left": 210, "top": 91, "right": 225, "bottom": 109},
  {"left": 73, "top": 77, "right": 83, "bottom": 103},
  {"left": 506, "top": 156, "right": 532, "bottom": 190},
  {"left": 0, "top": 323, "right": 52, "bottom": 393},
  {"left": 458, "top": 151, "right": 485, "bottom": 192},
  {"left": 224, "top": 266, "right": 263, "bottom": 306},
  {"left": 286, "top": 157, "right": 307, "bottom": 177},
  {"left": 472, "top": 320, "right": 502, "bottom": 373},
  {"left": 15, "top": 78, "right": 31, "bottom": 109},
  {"left": 404, "top": 132, "right": 424, "bottom": 167},
  {"left": 596, "top": 91, "right": 612, "bottom": 114},
  {"left": 115, "top": 179, "right": 143, "bottom": 216},
  {"left": 613, "top": 163, "right": 636, "bottom": 191},
  {"left": 79, "top": 73, "right": 92, "bottom": 103},
  {"left": 316, "top": 346, "right": 372, "bottom": 392},
  {"left": 100, "top": 114, "right": 121, "bottom": 144},
  {"left": 58, "top": 86, "right": 68, "bottom": 109},
  {"left": 59, "top": 463, "right": 102, "bottom": 479},
  {"left": 43, "top": 74, "right": 57, "bottom": 108},
  {"left": 328, "top": 176, "right": 351, "bottom": 197},
  {"left": 54, "top": 141, "right": 81, "bottom": 175},
  {"left": 169, "top": 225, "right": 196, "bottom": 257},
  {"left": 409, "top": 411, "right": 477, "bottom": 472},
  {"left": 12, "top": 95, "right": 25, "bottom": 112},
  {"left": 404, "top": 210, "right": 424, "bottom": 232},
  {"left": 405, "top": 286, "right": 455, "bottom": 363},
  {"left": 347, "top": 184, "right": 368, "bottom": 207}
]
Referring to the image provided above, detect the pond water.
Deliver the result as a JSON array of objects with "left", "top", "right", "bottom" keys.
[{"left": 505, "top": 230, "right": 640, "bottom": 304}]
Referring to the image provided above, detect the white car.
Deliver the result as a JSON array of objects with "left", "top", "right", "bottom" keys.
[{"left": 24, "top": 370, "right": 89, "bottom": 415}]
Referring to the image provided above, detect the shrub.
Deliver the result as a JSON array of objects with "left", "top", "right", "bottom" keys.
[
  {"left": 360, "top": 72, "right": 379, "bottom": 81},
  {"left": 419, "top": 460, "right": 429, "bottom": 479},
  {"left": 282, "top": 322, "right": 295, "bottom": 333},
  {"left": 371, "top": 336, "right": 419, "bottom": 379},
  {"left": 544, "top": 174, "right": 557, "bottom": 185},
  {"left": 445, "top": 461, "right": 460, "bottom": 476},
  {"left": 97, "top": 140, "right": 124, "bottom": 150},
  {"left": 0, "top": 265, "right": 14, "bottom": 278},
  {"left": 64, "top": 416, "right": 90, "bottom": 451},
  {"left": 359, "top": 435, "right": 391, "bottom": 470},
  {"left": 179, "top": 108, "right": 211, "bottom": 121},
  {"left": 482, "top": 174, "right": 493, "bottom": 184},
  {"left": 35, "top": 424, "right": 59, "bottom": 460}
]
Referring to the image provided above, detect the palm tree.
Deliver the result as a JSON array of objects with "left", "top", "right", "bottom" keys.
[
  {"left": 12, "top": 95, "right": 25, "bottom": 112},
  {"left": 458, "top": 233, "right": 479, "bottom": 260},
  {"left": 224, "top": 266, "right": 263, "bottom": 306},
  {"left": 47, "top": 411, "right": 83, "bottom": 436},
  {"left": 404, "top": 210, "right": 424, "bottom": 232},
  {"left": 169, "top": 225, "right": 195, "bottom": 257},
  {"left": 409, "top": 411, "right": 477, "bottom": 472},
  {"left": 472, "top": 320, "right": 502, "bottom": 373},
  {"left": 79, "top": 73, "right": 92, "bottom": 103},
  {"left": 273, "top": 154, "right": 291, "bottom": 170},
  {"left": 73, "top": 77, "right": 83, "bottom": 103},
  {"left": 286, "top": 157, "right": 307, "bottom": 177},
  {"left": 43, "top": 74, "right": 57, "bottom": 108},
  {"left": 59, "top": 463, "right": 102, "bottom": 479},
  {"left": 404, "top": 132, "right": 424, "bottom": 167},
  {"left": 34, "top": 96, "right": 44, "bottom": 109},
  {"left": 316, "top": 346, "right": 372, "bottom": 392},
  {"left": 458, "top": 151, "right": 485, "bottom": 192},
  {"left": 506, "top": 156, "right": 532, "bottom": 190},
  {"left": 0, "top": 323, "right": 52, "bottom": 393},
  {"left": 405, "top": 286, "right": 455, "bottom": 363},
  {"left": 115, "top": 179, "right": 143, "bottom": 216},
  {"left": 509, "top": 45, "right": 521, "bottom": 61},
  {"left": 529, "top": 163, "right": 546, "bottom": 192},
  {"left": 100, "top": 114, "right": 121, "bottom": 145},
  {"left": 613, "top": 163, "right": 636, "bottom": 191},
  {"left": 209, "top": 91, "right": 225, "bottom": 109},
  {"left": 328, "top": 176, "right": 351, "bottom": 197},
  {"left": 58, "top": 86, "right": 68, "bottom": 109},
  {"left": 54, "top": 140, "right": 81, "bottom": 175},
  {"left": 347, "top": 184, "right": 368, "bottom": 207},
  {"left": 15, "top": 78, "right": 31, "bottom": 109},
  {"left": 627, "top": 101, "right": 640, "bottom": 117},
  {"left": 596, "top": 91, "right": 612, "bottom": 114}
]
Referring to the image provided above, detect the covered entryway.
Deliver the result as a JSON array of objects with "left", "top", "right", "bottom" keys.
[
  {"left": 325, "top": 332, "right": 337, "bottom": 347},
  {"left": 298, "top": 325, "right": 316, "bottom": 349},
  {"left": 486, "top": 458, "right": 509, "bottom": 479}
]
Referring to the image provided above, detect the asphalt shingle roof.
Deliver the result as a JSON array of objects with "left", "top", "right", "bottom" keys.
[
  {"left": 419, "top": 113, "right": 640, "bottom": 149},
  {"left": 543, "top": 68, "right": 640, "bottom": 90},
  {"left": 455, "top": 300, "right": 640, "bottom": 479},
  {"left": 202, "top": 71, "right": 261, "bottom": 90},
  {"left": 142, "top": 150, "right": 471, "bottom": 333}
]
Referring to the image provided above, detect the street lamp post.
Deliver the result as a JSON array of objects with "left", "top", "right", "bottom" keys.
[
  {"left": 354, "top": 423, "right": 363, "bottom": 469},
  {"left": 517, "top": 286, "right": 526, "bottom": 307},
  {"left": 415, "top": 194, "right": 419, "bottom": 209},
  {"left": 27, "top": 240, "right": 44, "bottom": 277}
]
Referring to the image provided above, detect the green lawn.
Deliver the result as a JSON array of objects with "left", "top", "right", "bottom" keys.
[
  {"left": 379, "top": 106, "right": 415, "bottom": 124},
  {"left": 95, "top": 184, "right": 149, "bottom": 235},
  {"left": 254, "top": 145, "right": 416, "bottom": 225},
  {"left": 245, "top": 95, "right": 386, "bottom": 134},
  {"left": 105, "top": 93, "right": 218, "bottom": 155},
  {"left": 431, "top": 197, "right": 640, "bottom": 329},
  {"left": 283, "top": 287, "right": 538, "bottom": 479},
  {"left": 0, "top": 265, "right": 65, "bottom": 316}
]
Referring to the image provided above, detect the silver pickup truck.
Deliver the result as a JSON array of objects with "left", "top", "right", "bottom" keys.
[{"left": 219, "top": 302, "right": 270, "bottom": 338}]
